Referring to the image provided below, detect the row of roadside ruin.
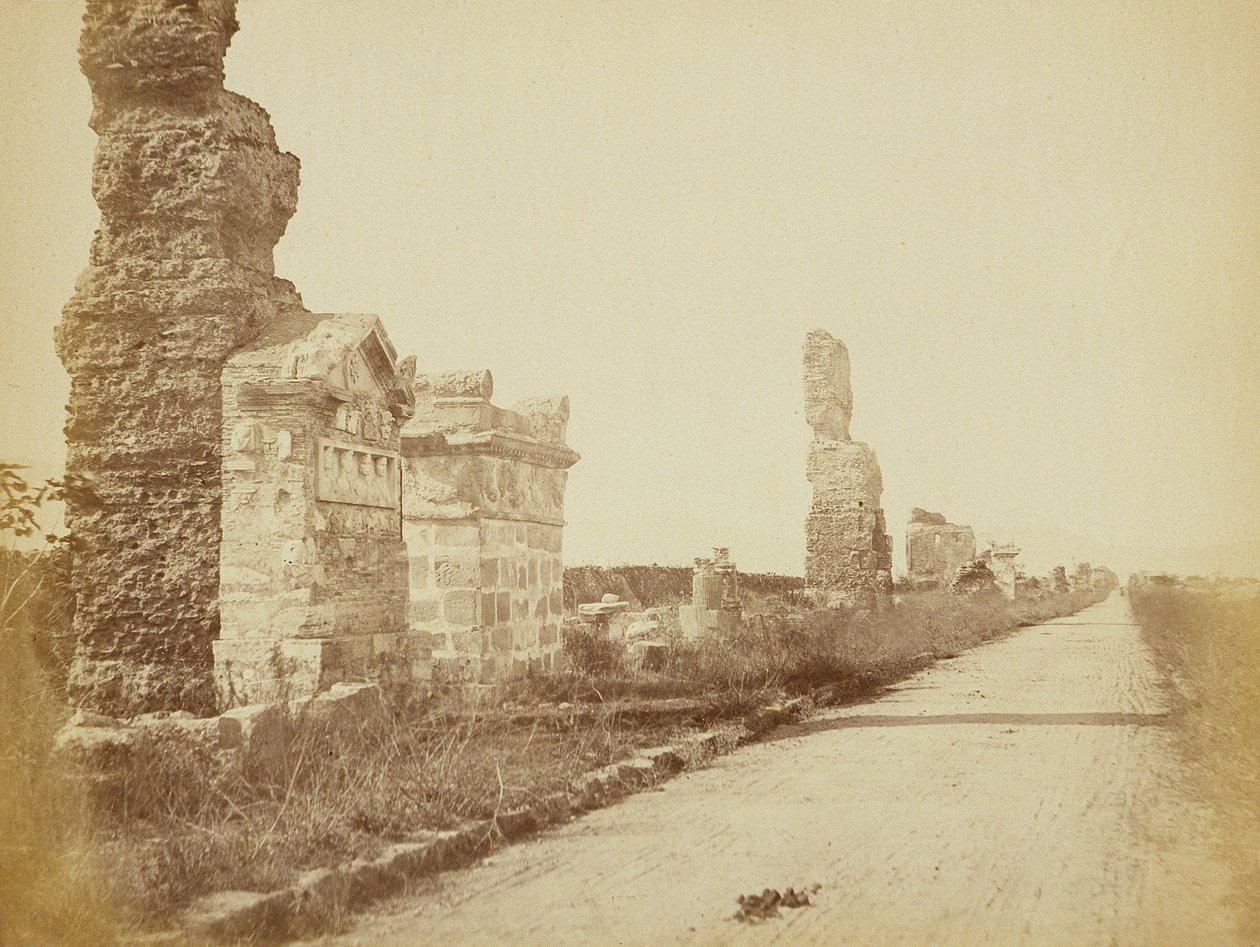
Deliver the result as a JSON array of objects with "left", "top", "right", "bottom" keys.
[{"left": 54, "top": 1, "right": 1112, "bottom": 720}]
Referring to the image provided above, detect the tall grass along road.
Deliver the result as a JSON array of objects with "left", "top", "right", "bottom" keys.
[{"left": 304, "top": 593, "right": 1242, "bottom": 946}]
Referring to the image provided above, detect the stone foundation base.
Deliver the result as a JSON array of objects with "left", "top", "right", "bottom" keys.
[
  {"left": 213, "top": 632, "right": 431, "bottom": 706},
  {"left": 678, "top": 605, "right": 740, "bottom": 639}
]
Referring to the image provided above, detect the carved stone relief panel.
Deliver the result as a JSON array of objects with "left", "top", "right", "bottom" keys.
[{"left": 317, "top": 438, "right": 400, "bottom": 508}]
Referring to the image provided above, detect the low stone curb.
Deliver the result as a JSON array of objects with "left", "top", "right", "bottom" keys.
[{"left": 174, "top": 695, "right": 812, "bottom": 943}]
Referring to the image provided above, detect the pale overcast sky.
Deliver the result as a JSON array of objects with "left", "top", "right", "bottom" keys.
[{"left": 1, "top": 1, "right": 1257, "bottom": 579}]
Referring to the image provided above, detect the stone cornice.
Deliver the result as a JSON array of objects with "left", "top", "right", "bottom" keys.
[
  {"left": 234, "top": 378, "right": 415, "bottom": 419},
  {"left": 401, "top": 429, "right": 579, "bottom": 470},
  {"left": 403, "top": 509, "right": 567, "bottom": 528}
]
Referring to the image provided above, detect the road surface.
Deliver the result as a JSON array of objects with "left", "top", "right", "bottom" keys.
[{"left": 312, "top": 593, "right": 1240, "bottom": 945}]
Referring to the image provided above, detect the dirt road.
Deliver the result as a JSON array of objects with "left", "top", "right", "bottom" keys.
[{"left": 314, "top": 594, "right": 1240, "bottom": 945}]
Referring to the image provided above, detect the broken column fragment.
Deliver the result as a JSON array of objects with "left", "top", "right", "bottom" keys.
[
  {"left": 803, "top": 330, "right": 892, "bottom": 607},
  {"left": 55, "top": 0, "right": 303, "bottom": 714},
  {"left": 678, "top": 547, "right": 743, "bottom": 638},
  {"left": 905, "top": 508, "right": 977, "bottom": 587},
  {"left": 400, "top": 371, "right": 579, "bottom": 683}
]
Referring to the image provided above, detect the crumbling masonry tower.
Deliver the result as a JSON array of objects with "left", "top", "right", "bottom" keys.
[
  {"left": 803, "top": 330, "right": 892, "bottom": 607},
  {"left": 56, "top": 0, "right": 304, "bottom": 714}
]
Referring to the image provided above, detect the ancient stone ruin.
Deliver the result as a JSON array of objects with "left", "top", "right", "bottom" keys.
[
  {"left": 678, "top": 547, "right": 742, "bottom": 638},
  {"left": 905, "top": 508, "right": 977, "bottom": 587},
  {"left": 803, "top": 330, "right": 892, "bottom": 607},
  {"left": 56, "top": 0, "right": 303, "bottom": 715},
  {"left": 401, "top": 372, "right": 578, "bottom": 683},
  {"left": 215, "top": 314, "right": 417, "bottom": 704},
  {"left": 55, "top": 1, "right": 575, "bottom": 714},
  {"left": 985, "top": 541, "right": 1021, "bottom": 600}
]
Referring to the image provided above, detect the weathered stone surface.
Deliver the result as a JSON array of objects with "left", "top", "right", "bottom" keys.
[
  {"left": 949, "top": 559, "right": 1000, "bottom": 597},
  {"left": 905, "top": 508, "right": 977, "bottom": 586},
  {"left": 986, "top": 541, "right": 1021, "bottom": 600},
  {"left": 215, "top": 312, "right": 419, "bottom": 704},
  {"left": 678, "top": 548, "right": 742, "bottom": 639},
  {"left": 909, "top": 507, "right": 947, "bottom": 527},
  {"left": 401, "top": 374, "right": 578, "bottom": 682},
  {"left": 802, "top": 330, "right": 892, "bottom": 607},
  {"left": 56, "top": 0, "right": 303, "bottom": 715}
]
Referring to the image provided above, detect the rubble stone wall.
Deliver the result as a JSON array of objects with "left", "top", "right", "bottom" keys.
[{"left": 55, "top": 0, "right": 302, "bottom": 714}]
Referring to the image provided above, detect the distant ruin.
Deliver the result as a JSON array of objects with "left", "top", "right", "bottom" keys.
[
  {"left": 55, "top": 1, "right": 575, "bottom": 714},
  {"left": 985, "top": 541, "right": 1021, "bottom": 600},
  {"left": 678, "top": 547, "right": 742, "bottom": 637},
  {"left": 905, "top": 508, "right": 976, "bottom": 586},
  {"left": 803, "top": 330, "right": 892, "bottom": 607}
]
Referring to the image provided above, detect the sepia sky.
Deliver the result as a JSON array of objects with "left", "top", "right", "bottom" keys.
[{"left": 1, "top": 1, "right": 1257, "bottom": 579}]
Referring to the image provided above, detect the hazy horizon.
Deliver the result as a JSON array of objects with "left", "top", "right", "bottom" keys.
[{"left": 2, "top": 1, "right": 1257, "bottom": 581}]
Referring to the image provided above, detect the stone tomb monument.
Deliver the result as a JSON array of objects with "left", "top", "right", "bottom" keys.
[
  {"left": 803, "top": 330, "right": 893, "bottom": 607},
  {"left": 214, "top": 313, "right": 421, "bottom": 703},
  {"left": 54, "top": 0, "right": 579, "bottom": 713},
  {"left": 905, "top": 508, "right": 977, "bottom": 586},
  {"left": 401, "top": 371, "right": 579, "bottom": 683},
  {"left": 987, "top": 540, "right": 1021, "bottom": 600}
]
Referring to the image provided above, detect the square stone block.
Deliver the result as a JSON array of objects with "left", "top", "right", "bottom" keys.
[
  {"left": 443, "top": 588, "right": 479, "bottom": 624},
  {"left": 401, "top": 520, "right": 434, "bottom": 549},
  {"left": 435, "top": 553, "right": 479, "bottom": 588},
  {"left": 435, "top": 522, "right": 479, "bottom": 547},
  {"left": 480, "top": 558, "right": 499, "bottom": 588},
  {"left": 407, "top": 597, "right": 439, "bottom": 626}
]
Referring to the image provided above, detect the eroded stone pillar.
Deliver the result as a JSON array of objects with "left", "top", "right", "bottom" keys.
[
  {"left": 803, "top": 330, "right": 892, "bottom": 607},
  {"left": 55, "top": 0, "right": 302, "bottom": 714},
  {"left": 678, "top": 547, "right": 742, "bottom": 638}
]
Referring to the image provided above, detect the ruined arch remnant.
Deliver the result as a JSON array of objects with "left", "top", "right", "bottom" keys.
[{"left": 802, "top": 330, "right": 892, "bottom": 607}]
